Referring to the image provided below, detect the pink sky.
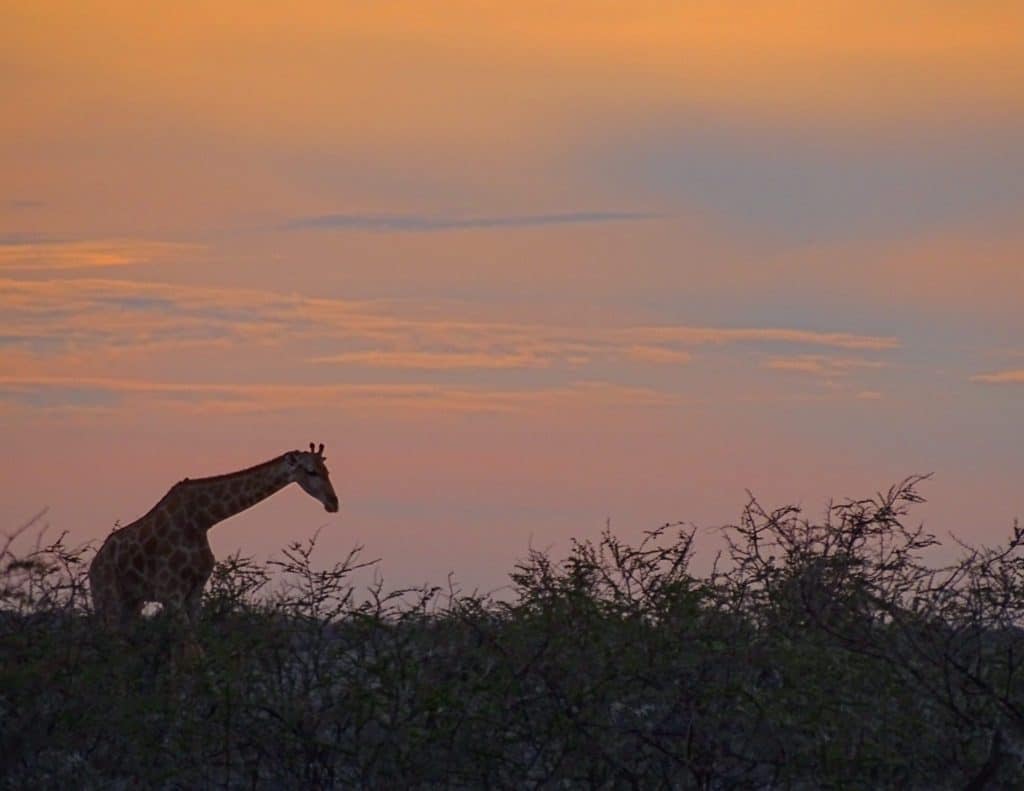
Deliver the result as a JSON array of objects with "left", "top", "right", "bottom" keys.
[{"left": 2, "top": 3, "right": 1022, "bottom": 591}]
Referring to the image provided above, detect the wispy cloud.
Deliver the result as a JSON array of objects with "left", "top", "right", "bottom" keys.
[
  {"left": 623, "top": 328, "right": 898, "bottom": 352},
  {"left": 0, "top": 233, "right": 65, "bottom": 245},
  {"left": 0, "top": 240, "right": 198, "bottom": 271},
  {"left": 0, "top": 278, "right": 899, "bottom": 374},
  {"left": 624, "top": 346, "right": 694, "bottom": 365},
  {"left": 0, "top": 277, "right": 897, "bottom": 419},
  {"left": 761, "top": 355, "right": 889, "bottom": 377},
  {"left": 971, "top": 369, "right": 1024, "bottom": 384},
  {"left": 284, "top": 211, "right": 660, "bottom": 232},
  {"left": 307, "top": 351, "right": 551, "bottom": 370},
  {"left": 0, "top": 375, "right": 680, "bottom": 415},
  {"left": 759, "top": 354, "right": 889, "bottom": 399}
]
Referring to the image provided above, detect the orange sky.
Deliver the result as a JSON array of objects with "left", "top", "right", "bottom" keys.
[{"left": 2, "top": 2, "right": 1022, "bottom": 590}]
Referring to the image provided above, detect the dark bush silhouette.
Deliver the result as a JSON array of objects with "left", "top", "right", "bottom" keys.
[{"left": 2, "top": 478, "right": 1023, "bottom": 788}]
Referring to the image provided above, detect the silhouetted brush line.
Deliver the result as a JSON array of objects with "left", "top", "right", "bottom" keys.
[{"left": 2, "top": 476, "right": 1024, "bottom": 788}]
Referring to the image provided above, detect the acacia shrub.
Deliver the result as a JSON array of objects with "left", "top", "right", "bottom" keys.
[{"left": 2, "top": 479, "right": 1023, "bottom": 788}]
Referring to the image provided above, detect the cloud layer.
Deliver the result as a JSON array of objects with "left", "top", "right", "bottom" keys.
[
  {"left": 972, "top": 370, "right": 1024, "bottom": 385},
  {"left": 286, "top": 211, "right": 660, "bottom": 233},
  {"left": 0, "top": 276, "right": 898, "bottom": 413},
  {"left": 1, "top": 276, "right": 898, "bottom": 357},
  {"left": 0, "top": 240, "right": 197, "bottom": 271}
]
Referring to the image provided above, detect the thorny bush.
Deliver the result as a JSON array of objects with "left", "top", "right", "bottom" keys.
[{"left": 2, "top": 478, "right": 1023, "bottom": 789}]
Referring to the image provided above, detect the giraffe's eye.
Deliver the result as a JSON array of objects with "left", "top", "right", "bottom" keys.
[{"left": 303, "top": 467, "right": 319, "bottom": 477}]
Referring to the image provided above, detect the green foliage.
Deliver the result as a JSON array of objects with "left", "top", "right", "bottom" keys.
[{"left": 2, "top": 479, "right": 1023, "bottom": 788}]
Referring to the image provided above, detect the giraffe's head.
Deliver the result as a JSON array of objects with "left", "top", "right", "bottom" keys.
[{"left": 286, "top": 442, "right": 340, "bottom": 513}]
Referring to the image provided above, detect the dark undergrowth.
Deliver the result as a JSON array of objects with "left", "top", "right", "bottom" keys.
[{"left": 3, "top": 477, "right": 1024, "bottom": 789}]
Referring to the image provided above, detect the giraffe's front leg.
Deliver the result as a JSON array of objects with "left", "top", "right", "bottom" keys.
[
  {"left": 181, "top": 585, "right": 206, "bottom": 662},
  {"left": 163, "top": 585, "right": 205, "bottom": 666},
  {"left": 91, "top": 576, "right": 141, "bottom": 633},
  {"left": 183, "top": 586, "right": 204, "bottom": 633}
]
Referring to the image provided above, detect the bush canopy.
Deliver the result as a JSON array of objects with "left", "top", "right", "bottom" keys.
[{"left": 2, "top": 477, "right": 1023, "bottom": 789}]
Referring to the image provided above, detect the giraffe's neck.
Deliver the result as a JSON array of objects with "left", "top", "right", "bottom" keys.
[{"left": 178, "top": 455, "right": 293, "bottom": 530}]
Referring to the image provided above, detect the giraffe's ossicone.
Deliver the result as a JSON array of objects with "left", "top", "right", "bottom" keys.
[{"left": 89, "top": 443, "right": 339, "bottom": 629}]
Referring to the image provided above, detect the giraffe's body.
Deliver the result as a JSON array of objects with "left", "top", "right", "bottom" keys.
[{"left": 89, "top": 445, "right": 339, "bottom": 629}]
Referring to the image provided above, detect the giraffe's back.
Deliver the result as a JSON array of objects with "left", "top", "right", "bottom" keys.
[{"left": 90, "top": 488, "right": 216, "bottom": 621}]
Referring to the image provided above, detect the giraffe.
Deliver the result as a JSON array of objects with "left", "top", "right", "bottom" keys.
[{"left": 88, "top": 443, "right": 339, "bottom": 633}]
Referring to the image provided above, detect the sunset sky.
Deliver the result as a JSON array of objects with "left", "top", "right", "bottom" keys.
[{"left": 2, "top": 2, "right": 1022, "bottom": 591}]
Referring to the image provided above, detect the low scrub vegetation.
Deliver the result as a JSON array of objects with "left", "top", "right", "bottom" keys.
[{"left": 3, "top": 476, "right": 1024, "bottom": 788}]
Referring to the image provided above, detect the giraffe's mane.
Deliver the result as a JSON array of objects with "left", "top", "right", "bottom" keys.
[
  {"left": 118, "top": 451, "right": 301, "bottom": 530},
  {"left": 176, "top": 451, "right": 294, "bottom": 487}
]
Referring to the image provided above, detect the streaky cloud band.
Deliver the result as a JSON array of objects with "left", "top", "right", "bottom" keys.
[{"left": 283, "top": 211, "right": 661, "bottom": 232}]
